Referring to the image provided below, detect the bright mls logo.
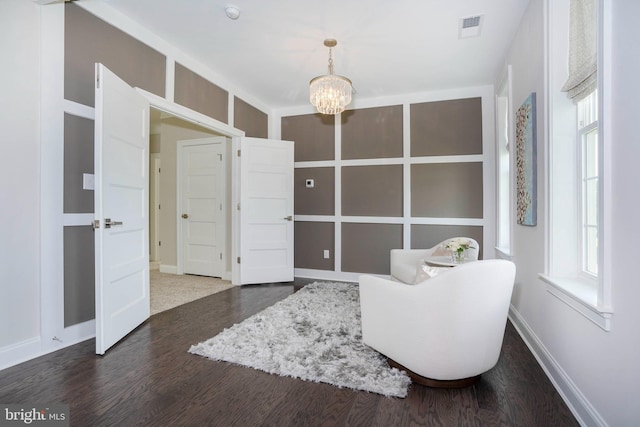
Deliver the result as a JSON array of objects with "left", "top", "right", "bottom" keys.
[{"left": 1, "top": 404, "right": 69, "bottom": 426}]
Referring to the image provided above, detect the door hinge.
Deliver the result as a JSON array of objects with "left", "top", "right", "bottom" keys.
[
  {"left": 220, "top": 253, "right": 223, "bottom": 260},
  {"left": 237, "top": 203, "right": 240, "bottom": 211},
  {"left": 158, "top": 167, "right": 161, "bottom": 173},
  {"left": 158, "top": 204, "right": 161, "bottom": 210},
  {"left": 218, "top": 154, "right": 223, "bottom": 161},
  {"left": 91, "top": 220, "right": 100, "bottom": 230},
  {"left": 158, "top": 241, "right": 161, "bottom": 247},
  {"left": 96, "top": 71, "right": 100, "bottom": 89},
  {"left": 220, "top": 203, "right": 222, "bottom": 211},
  {"left": 237, "top": 149, "right": 241, "bottom": 157},
  {"left": 237, "top": 257, "right": 241, "bottom": 264}
]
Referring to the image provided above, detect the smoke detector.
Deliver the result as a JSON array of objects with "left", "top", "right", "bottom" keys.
[{"left": 225, "top": 5, "right": 241, "bottom": 20}]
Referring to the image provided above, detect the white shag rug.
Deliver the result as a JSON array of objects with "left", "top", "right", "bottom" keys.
[{"left": 188, "top": 282, "right": 411, "bottom": 398}]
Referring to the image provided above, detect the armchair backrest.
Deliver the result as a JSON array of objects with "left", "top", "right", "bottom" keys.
[{"left": 390, "top": 237, "right": 479, "bottom": 283}]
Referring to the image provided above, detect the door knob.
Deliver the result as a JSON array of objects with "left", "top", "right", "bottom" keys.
[
  {"left": 283, "top": 215, "right": 293, "bottom": 221},
  {"left": 182, "top": 213, "right": 189, "bottom": 219},
  {"left": 104, "top": 218, "right": 123, "bottom": 229}
]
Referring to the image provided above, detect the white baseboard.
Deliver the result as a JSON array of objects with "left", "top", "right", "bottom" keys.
[
  {"left": 294, "top": 268, "right": 375, "bottom": 283},
  {"left": 157, "top": 264, "right": 230, "bottom": 281},
  {"left": 0, "top": 319, "right": 96, "bottom": 373},
  {"left": 508, "top": 306, "right": 608, "bottom": 427},
  {"left": 159, "top": 264, "right": 178, "bottom": 274},
  {"left": 0, "top": 336, "right": 43, "bottom": 372}
]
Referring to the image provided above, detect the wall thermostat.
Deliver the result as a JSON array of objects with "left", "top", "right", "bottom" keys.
[{"left": 305, "top": 179, "right": 315, "bottom": 188}]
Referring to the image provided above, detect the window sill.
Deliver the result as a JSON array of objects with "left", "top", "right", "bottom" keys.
[
  {"left": 539, "top": 274, "right": 612, "bottom": 331},
  {"left": 495, "top": 247, "right": 514, "bottom": 261}
]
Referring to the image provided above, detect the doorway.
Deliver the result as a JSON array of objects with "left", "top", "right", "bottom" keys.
[
  {"left": 148, "top": 109, "right": 231, "bottom": 279},
  {"left": 148, "top": 110, "right": 232, "bottom": 315},
  {"left": 136, "top": 90, "right": 295, "bottom": 287}
]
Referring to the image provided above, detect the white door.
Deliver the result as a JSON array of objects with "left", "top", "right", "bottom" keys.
[
  {"left": 179, "top": 140, "right": 225, "bottom": 277},
  {"left": 239, "top": 137, "right": 294, "bottom": 284},
  {"left": 94, "top": 64, "right": 150, "bottom": 355}
]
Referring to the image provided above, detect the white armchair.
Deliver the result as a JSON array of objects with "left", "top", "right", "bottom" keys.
[
  {"left": 390, "top": 237, "right": 479, "bottom": 284},
  {"left": 359, "top": 259, "right": 516, "bottom": 387}
]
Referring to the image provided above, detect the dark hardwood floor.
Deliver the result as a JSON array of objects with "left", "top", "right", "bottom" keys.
[{"left": 0, "top": 279, "right": 578, "bottom": 426}]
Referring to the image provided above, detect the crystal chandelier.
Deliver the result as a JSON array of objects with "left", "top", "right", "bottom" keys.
[{"left": 309, "top": 39, "right": 353, "bottom": 115}]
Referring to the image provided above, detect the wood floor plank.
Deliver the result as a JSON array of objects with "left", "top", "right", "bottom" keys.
[
  {"left": 343, "top": 391, "right": 380, "bottom": 426},
  {"left": 0, "top": 280, "right": 578, "bottom": 426},
  {"left": 260, "top": 379, "right": 332, "bottom": 426},
  {"left": 317, "top": 387, "right": 359, "bottom": 426}
]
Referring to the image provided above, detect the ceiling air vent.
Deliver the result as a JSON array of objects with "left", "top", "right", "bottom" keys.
[{"left": 459, "top": 14, "right": 484, "bottom": 39}]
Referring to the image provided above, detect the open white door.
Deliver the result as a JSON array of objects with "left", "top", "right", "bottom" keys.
[
  {"left": 238, "top": 137, "right": 294, "bottom": 284},
  {"left": 94, "top": 64, "right": 150, "bottom": 355}
]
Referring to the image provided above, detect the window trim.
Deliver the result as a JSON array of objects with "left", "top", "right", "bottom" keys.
[
  {"left": 540, "top": 274, "right": 611, "bottom": 329},
  {"left": 543, "top": 0, "right": 612, "bottom": 330},
  {"left": 495, "top": 65, "right": 514, "bottom": 259}
]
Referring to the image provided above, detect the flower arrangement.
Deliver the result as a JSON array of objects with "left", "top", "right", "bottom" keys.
[{"left": 443, "top": 238, "right": 476, "bottom": 263}]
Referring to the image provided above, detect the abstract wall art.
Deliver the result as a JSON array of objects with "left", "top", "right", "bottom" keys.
[{"left": 516, "top": 92, "right": 537, "bottom": 226}]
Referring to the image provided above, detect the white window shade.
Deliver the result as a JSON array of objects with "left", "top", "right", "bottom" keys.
[{"left": 561, "top": 0, "right": 597, "bottom": 102}]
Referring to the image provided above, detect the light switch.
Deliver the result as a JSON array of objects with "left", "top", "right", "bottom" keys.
[
  {"left": 306, "top": 179, "right": 315, "bottom": 188},
  {"left": 323, "top": 250, "right": 330, "bottom": 259},
  {"left": 83, "top": 173, "right": 95, "bottom": 190}
]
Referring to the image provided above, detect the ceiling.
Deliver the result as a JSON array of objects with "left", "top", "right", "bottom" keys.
[{"left": 99, "top": 0, "right": 529, "bottom": 110}]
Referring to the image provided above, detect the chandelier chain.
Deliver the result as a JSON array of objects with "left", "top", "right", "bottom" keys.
[{"left": 328, "top": 48, "right": 334, "bottom": 75}]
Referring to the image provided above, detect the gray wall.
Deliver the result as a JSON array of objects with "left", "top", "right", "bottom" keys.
[
  {"left": 294, "top": 167, "right": 335, "bottom": 216},
  {"left": 411, "top": 162, "right": 483, "bottom": 218},
  {"left": 63, "top": 113, "right": 94, "bottom": 214},
  {"left": 64, "top": 4, "right": 166, "bottom": 107},
  {"left": 294, "top": 222, "right": 334, "bottom": 271},
  {"left": 342, "top": 223, "right": 403, "bottom": 274},
  {"left": 410, "top": 98, "right": 483, "bottom": 156},
  {"left": 411, "top": 225, "right": 483, "bottom": 260},
  {"left": 282, "top": 113, "right": 335, "bottom": 161},
  {"left": 174, "top": 63, "right": 228, "bottom": 124},
  {"left": 286, "top": 98, "right": 485, "bottom": 275},
  {"left": 342, "top": 165, "right": 403, "bottom": 217},
  {"left": 234, "top": 96, "right": 268, "bottom": 138},
  {"left": 341, "top": 105, "right": 403, "bottom": 159},
  {"left": 63, "top": 226, "right": 95, "bottom": 327}
]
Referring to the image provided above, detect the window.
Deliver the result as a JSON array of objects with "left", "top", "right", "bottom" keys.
[
  {"left": 541, "top": 0, "right": 612, "bottom": 330},
  {"left": 495, "top": 66, "right": 512, "bottom": 258},
  {"left": 578, "top": 91, "right": 598, "bottom": 276}
]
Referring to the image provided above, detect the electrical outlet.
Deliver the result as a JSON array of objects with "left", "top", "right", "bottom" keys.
[
  {"left": 306, "top": 179, "right": 315, "bottom": 188},
  {"left": 323, "top": 250, "right": 330, "bottom": 259}
]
